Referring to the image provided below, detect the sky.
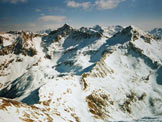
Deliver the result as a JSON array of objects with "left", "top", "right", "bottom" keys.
[{"left": 0, "top": 0, "right": 162, "bottom": 32}]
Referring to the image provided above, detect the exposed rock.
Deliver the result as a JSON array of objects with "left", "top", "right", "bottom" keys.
[{"left": 86, "top": 90, "right": 112, "bottom": 120}]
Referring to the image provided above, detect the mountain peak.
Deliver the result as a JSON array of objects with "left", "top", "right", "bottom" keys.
[
  {"left": 92, "top": 25, "right": 104, "bottom": 33},
  {"left": 124, "top": 25, "right": 137, "bottom": 32},
  {"left": 123, "top": 25, "right": 142, "bottom": 32},
  {"left": 48, "top": 24, "right": 73, "bottom": 36},
  {"left": 119, "top": 25, "right": 135, "bottom": 36},
  {"left": 61, "top": 24, "right": 72, "bottom": 30},
  {"left": 120, "top": 25, "right": 145, "bottom": 36}
]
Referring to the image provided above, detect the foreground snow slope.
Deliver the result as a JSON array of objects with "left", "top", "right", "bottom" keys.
[{"left": 0, "top": 25, "right": 162, "bottom": 122}]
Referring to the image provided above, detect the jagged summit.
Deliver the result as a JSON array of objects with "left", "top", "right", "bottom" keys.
[
  {"left": 121, "top": 25, "right": 142, "bottom": 34},
  {"left": 80, "top": 26, "right": 89, "bottom": 32},
  {"left": 91, "top": 25, "right": 104, "bottom": 33},
  {"left": 59, "top": 23, "right": 73, "bottom": 31},
  {"left": 49, "top": 24, "right": 73, "bottom": 36},
  {"left": 114, "top": 25, "right": 154, "bottom": 44}
]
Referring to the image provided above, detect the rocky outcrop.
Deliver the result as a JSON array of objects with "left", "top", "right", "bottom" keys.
[
  {"left": 0, "top": 31, "right": 37, "bottom": 56},
  {"left": 14, "top": 31, "right": 37, "bottom": 56}
]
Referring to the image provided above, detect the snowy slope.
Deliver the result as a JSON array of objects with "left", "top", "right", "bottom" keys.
[{"left": 0, "top": 24, "right": 162, "bottom": 122}]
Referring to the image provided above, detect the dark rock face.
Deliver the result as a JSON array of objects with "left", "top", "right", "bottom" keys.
[
  {"left": 0, "top": 31, "right": 37, "bottom": 56},
  {"left": 0, "top": 44, "right": 15, "bottom": 55},
  {"left": 16, "top": 31, "right": 37, "bottom": 56},
  {"left": 49, "top": 24, "right": 73, "bottom": 37},
  {"left": 0, "top": 36, "right": 3, "bottom": 45}
]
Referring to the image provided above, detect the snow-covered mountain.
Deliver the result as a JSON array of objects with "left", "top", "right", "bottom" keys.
[
  {"left": 0, "top": 24, "right": 162, "bottom": 122},
  {"left": 149, "top": 28, "right": 162, "bottom": 40},
  {"left": 37, "top": 29, "right": 52, "bottom": 35}
]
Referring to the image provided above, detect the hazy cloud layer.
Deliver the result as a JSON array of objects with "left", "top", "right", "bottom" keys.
[
  {"left": 67, "top": 0, "right": 127, "bottom": 10},
  {"left": 0, "top": 23, "right": 35, "bottom": 32},
  {"left": 38, "top": 16, "right": 66, "bottom": 23},
  {"left": 1, "top": 0, "right": 27, "bottom": 4},
  {"left": 0, "top": 15, "right": 67, "bottom": 32}
]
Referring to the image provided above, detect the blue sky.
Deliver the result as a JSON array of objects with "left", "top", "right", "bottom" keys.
[{"left": 0, "top": 0, "right": 162, "bottom": 31}]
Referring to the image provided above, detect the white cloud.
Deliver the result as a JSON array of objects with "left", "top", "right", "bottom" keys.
[
  {"left": 95, "top": 0, "right": 126, "bottom": 10},
  {"left": 38, "top": 16, "right": 66, "bottom": 23},
  {"left": 66, "top": 0, "right": 127, "bottom": 10},
  {"left": 67, "top": 0, "right": 91, "bottom": 9},
  {"left": 1, "top": 0, "right": 27, "bottom": 4}
]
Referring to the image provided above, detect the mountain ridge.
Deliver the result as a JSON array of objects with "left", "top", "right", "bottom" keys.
[{"left": 0, "top": 24, "right": 162, "bottom": 122}]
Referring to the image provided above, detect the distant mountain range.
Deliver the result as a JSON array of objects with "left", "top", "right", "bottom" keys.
[
  {"left": 0, "top": 24, "right": 162, "bottom": 122},
  {"left": 149, "top": 28, "right": 162, "bottom": 39}
]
